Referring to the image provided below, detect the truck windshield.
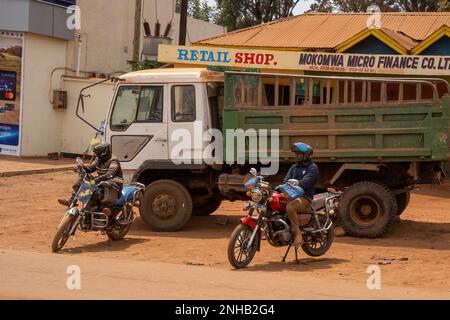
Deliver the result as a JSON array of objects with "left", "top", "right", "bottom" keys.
[{"left": 110, "top": 85, "right": 163, "bottom": 130}]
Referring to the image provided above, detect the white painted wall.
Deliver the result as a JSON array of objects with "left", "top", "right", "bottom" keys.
[
  {"left": 66, "top": 0, "right": 227, "bottom": 75},
  {"left": 59, "top": 78, "right": 116, "bottom": 154},
  {"left": 20, "top": 33, "right": 68, "bottom": 156}
]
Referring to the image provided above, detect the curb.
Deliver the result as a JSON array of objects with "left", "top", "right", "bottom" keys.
[{"left": 0, "top": 166, "right": 73, "bottom": 178}]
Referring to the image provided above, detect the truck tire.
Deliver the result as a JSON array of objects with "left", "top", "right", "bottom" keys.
[
  {"left": 395, "top": 192, "right": 410, "bottom": 216},
  {"left": 139, "top": 180, "right": 192, "bottom": 232},
  {"left": 340, "top": 181, "right": 397, "bottom": 238},
  {"left": 193, "top": 197, "right": 222, "bottom": 216}
]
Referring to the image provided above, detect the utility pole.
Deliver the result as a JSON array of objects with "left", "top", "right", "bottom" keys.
[
  {"left": 133, "top": 0, "right": 142, "bottom": 62},
  {"left": 179, "top": 0, "right": 188, "bottom": 45}
]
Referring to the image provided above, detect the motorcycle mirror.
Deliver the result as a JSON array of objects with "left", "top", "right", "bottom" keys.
[
  {"left": 288, "top": 179, "right": 299, "bottom": 186},
  {"left": 250, "top": 168, "right": 258, "bottom": 176}
]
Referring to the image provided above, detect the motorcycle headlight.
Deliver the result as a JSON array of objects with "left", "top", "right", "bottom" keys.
[
  {"left": 68, "top": 207, "right": 79, "bottom": 216},
  {"left": 251, "top": 188, "right": 263, "bottom": 203}
]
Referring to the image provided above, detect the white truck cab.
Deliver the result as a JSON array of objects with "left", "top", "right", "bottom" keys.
[{"left": 104, "top": 68, "right": 225, "bottom": 231}]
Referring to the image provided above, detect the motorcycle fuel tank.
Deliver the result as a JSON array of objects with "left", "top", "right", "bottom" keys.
[{"left": 269, "top": 192, "right": 288, "bottom": 213}]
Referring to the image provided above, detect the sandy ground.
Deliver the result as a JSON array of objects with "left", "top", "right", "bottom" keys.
[
  {"left": 0, "top": 171, "right": 449, "bottom": 299},
  {"left": 0, "top": 157, "right": 73, "bottom": 174}
]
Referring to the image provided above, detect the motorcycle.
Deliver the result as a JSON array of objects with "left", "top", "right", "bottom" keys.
[
  {"left": 51, "top": 157, "right": 145, "bottom": 252},
  {"left": 227, "top": 168, "right": 341, "bottom": 269}
]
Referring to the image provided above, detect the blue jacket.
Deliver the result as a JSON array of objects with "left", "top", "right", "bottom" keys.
[{"left": 283, "top": 162, "right": 319, "bottom": 200}]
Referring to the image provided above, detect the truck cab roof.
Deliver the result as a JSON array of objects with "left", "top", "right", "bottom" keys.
[{"left": 119, "top": 68, "right": 224, "bottom": 84}]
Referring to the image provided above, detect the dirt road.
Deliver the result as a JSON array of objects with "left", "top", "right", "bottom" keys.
[
  {"left": 0, "top": 171, "right": 449, "bottom": 299},
  {"left": 1, "top": 250, "right": 448, "bottom": 300}
]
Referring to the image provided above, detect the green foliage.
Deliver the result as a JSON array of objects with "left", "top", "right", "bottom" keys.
[
  {"left": 215, "top": 0, "right": 301, "bottom": 31},
  {"left": 127, "top": 60, "right": 162, "bottom": 71},
  {"left": 176, "top": 0, "right": 213, "bottom": 22}
]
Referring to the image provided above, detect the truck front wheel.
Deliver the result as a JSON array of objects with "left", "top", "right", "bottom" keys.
[
  {"left": 140, "top": 180, "right": 192, "bottom": 232},
  {"left": 340, "top": 181, "right": 397, "bottom": 238}
]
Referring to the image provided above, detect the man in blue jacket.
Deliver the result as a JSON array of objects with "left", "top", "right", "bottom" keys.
[{"left": 283, "top": 142, "right": 319, "bottom": 247}]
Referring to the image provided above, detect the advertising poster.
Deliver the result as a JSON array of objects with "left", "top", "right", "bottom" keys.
[{"left": 0, "top": 32, "right": 23, "bottom": 156}]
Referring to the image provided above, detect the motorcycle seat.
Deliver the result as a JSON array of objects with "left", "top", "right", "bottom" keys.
[{"left": 311, "top": 193, "right": 329, "bottom": 211}]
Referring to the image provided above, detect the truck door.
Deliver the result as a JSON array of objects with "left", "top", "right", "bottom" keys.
[
  {"left": 168, "top": 83, "right": 210, "bottom": 165},
  {"left": 105, "top": 84, "right": 168, "bottom": 170}
]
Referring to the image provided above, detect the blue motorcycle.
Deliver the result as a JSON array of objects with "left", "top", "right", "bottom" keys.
[{"left": 52, "top": 157, "right": 145, "bottom": 252}]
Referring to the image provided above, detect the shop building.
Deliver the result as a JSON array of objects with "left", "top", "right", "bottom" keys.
[{"left": 0, "top": 0, "right": 226, "bottom": 157}]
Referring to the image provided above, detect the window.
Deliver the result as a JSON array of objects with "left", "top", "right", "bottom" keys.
[
  {"left": 111, "top": 86, "right": 140, "bottom": 129},
  {"left": 171, "top": 85, "right": 196, "bottom": 122},
  {"left": 110, "top": 86, "right": 164, "bottom": 130},
  {"left": 136, "top": 86, "right": 163, "bottom": 122}
]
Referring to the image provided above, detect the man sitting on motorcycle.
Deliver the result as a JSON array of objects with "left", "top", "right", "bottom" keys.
[
  {"left": 283, "top": 142, "right": 319, "bottom": 247},
  {"left": 58, "top": 141, "right": 124, "bottom": 211}
]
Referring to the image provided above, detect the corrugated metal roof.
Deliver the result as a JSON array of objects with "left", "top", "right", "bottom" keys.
[
  {"left": 379, "top": 27, "right": 418, "bottom": 50},
  {"left": 195, "top": 12, "right": 450, "bottom": 50}
]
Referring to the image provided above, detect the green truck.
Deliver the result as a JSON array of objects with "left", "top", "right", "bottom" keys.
[{"left": 99, "top": 68, "right": 449, "bottom": 238}]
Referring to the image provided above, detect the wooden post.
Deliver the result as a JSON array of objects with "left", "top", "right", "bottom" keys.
[
  {"left": 179, "top": 0, "right": 188, "bottom": 45},
  {"left": 133, "top": 0, "right": 142, "bottom": 62}
]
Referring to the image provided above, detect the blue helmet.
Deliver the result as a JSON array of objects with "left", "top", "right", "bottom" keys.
[{"left": 291, "top": 142, "right": 313, "bottom": 162}]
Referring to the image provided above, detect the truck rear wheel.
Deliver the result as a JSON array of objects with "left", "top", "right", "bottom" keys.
[
  {"left": 140, "top": 180, "right": 192, "bottom": 232},
  {"left": 340, "top": 181, "right": 397, "bottom": 238},
  {"left": 193, "top": 197, "right": 222, "bottom": 216},
  {"left": 395, "top": 192, "right": 410, "bottom": 216}
]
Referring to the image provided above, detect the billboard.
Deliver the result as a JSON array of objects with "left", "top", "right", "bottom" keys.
[
  {"left": 158, "top": 44, "right": 450, "bottom": 76},
  {"left": 0, "top": 32, "right": 23, "bottom": 156}
]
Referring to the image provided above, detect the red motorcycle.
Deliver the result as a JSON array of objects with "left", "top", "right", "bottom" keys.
[{"left": 227, "top": 168, "right": 341, "bottom": 269}]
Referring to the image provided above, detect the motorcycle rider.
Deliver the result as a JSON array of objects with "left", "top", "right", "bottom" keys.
[
  {"left": 58, "top": 141, "right": 124, "bottom": 210},
  {"left": 283, "top": 142, "right": 319, "bottom": 247}
]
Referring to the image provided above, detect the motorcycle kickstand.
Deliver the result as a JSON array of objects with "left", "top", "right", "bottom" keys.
[{"left": 282, "top": 244, "right": 292, "bottom": 263}]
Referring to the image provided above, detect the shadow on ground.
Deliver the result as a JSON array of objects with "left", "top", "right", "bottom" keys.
[
  {"left": 240, "top": 258, "right": 349, "bottom": 273},
  {"left": 60, "top": 238, "right": 148, "bottom": 254}
]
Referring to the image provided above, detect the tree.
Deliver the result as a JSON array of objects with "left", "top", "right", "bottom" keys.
[
  {"left": 440, "top": 0, "right": 450, "bottom": 11},
  {"left": 176, "top": 0, "right": 213, "bottom": 22},
  {"left": 214, "top": 0, "right": 302, "bottom": 31}
]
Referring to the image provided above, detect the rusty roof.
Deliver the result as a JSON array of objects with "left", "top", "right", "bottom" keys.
[
  {"left": 194, "top": 12, "right": 450, "bottom": 50},
  {"left": 378, "top": 27, "right": 418, "bottom": 50}
]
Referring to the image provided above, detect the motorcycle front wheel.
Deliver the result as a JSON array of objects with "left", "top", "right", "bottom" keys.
[
  {"left": 227, "top": 224, "right": 259, "bottom": 269},
  {"left": 51, "top": 214, "right": 76, "bottom": 253}
]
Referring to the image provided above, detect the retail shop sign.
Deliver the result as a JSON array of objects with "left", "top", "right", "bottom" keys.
[{"left": 158, "top": 45, "right": 450, "bottom": 76}]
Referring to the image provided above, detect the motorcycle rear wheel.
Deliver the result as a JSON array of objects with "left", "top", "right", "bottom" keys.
[
  {"left": 107, "top": 221, "right": 132, "bottom": 241},
  {"left": 301, "top": 216, "right": 334, "bottom": 257},
  {"left": 227, "top": 224, "right": 259, "bottom": 269},
  {"left": 51, "top": 214, "right": 76, "bottom": 253}
]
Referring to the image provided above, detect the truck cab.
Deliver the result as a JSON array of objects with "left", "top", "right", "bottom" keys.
[{"left": 104, "top": 68, "right": 225, "bottom": 231}]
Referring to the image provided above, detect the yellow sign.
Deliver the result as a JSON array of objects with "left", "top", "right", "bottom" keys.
[{"left": 158, "top": 44, "right": 450, "bottom": 76}]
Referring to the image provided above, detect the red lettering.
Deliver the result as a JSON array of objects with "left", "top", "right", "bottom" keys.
[
  {"left": 255, "top": 54, "right": 264, "bottom": 64},
  {"left": 235, "top": 52, "right": 243, "bottom": 64},
  {"left": 244, "top": 53, "right": 256, "bottom": 64},
  {"left": 265, "top": 54, "right": 275, "bottom": 65}
]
